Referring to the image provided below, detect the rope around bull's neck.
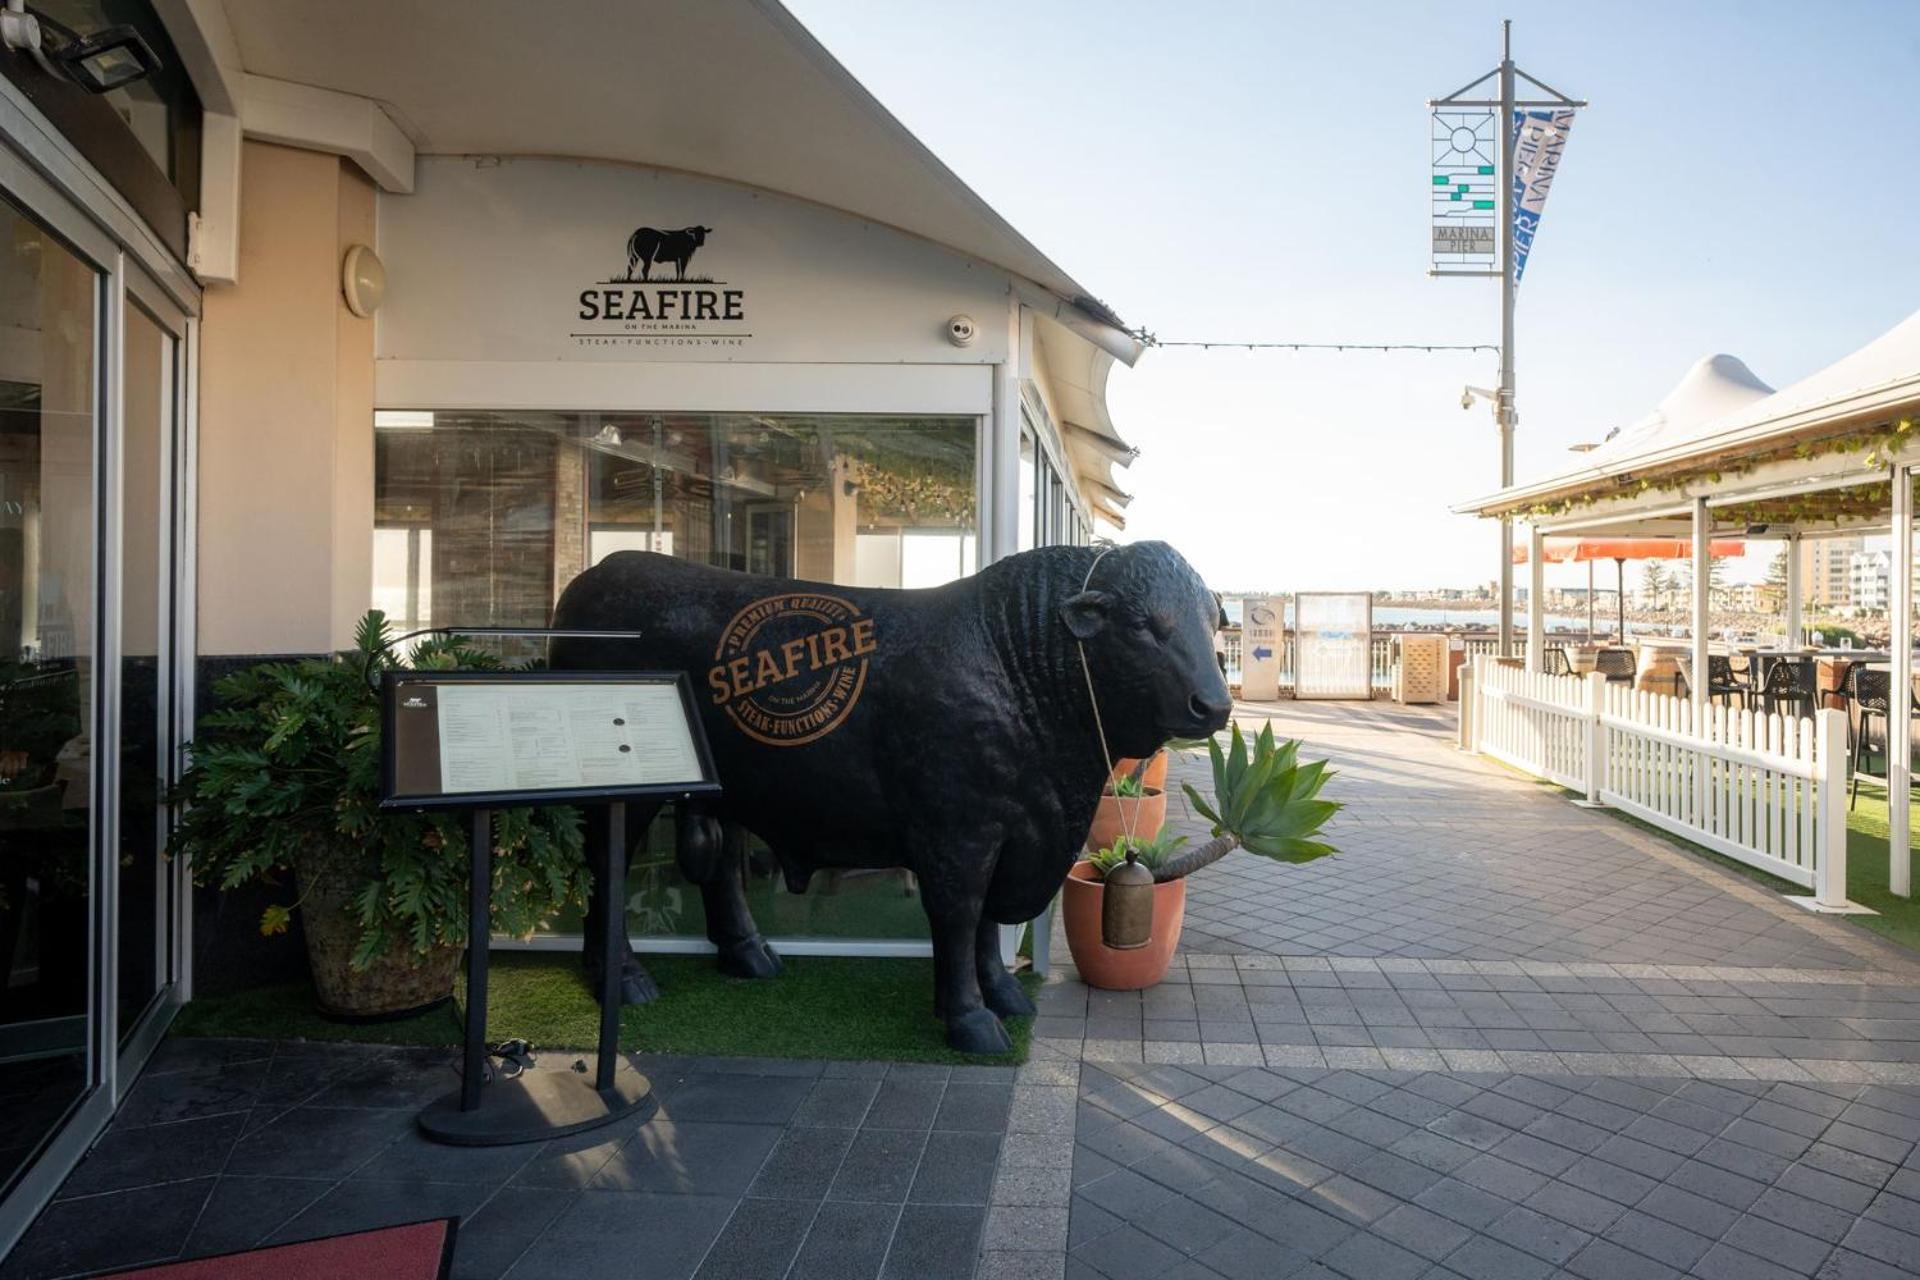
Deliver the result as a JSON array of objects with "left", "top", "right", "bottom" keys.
[{"left": 1074, "top": 547, "right": 1142, "bottom": 850}]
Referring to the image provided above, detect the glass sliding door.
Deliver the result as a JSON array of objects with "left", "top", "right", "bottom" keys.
[
  {"left": 116, "top": 302, "right": 177, "bottom": 1042},
  {"left": 0, "top": 195, "right": 99, "bottom": 1199}
]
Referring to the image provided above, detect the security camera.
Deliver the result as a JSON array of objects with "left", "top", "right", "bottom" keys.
[{"left": 946, "top": 315, "right": 977, "bottom": 347}]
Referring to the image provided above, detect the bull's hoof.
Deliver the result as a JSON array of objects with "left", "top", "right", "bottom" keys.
[
  {"left": 946, "top": 1007, "right": 1013, "bottom": 1056},
  {"left": 716, "top": 937, "right": 783, "bottom": 979},
  {"left": 586, "top": 957, "right": 660, "bottom": 1007},
  {"left": 982, "top": 975, "right": 1036, "bottom": 1019}
]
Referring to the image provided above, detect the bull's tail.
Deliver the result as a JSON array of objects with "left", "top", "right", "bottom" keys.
[{"left": 624, "top": 231, "right": 640, "bottom": 281}]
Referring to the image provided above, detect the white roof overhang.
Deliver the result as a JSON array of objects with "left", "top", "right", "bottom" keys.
[
  {"left": 178, "top": 0, "right": 1139, "bottom": 359},
  {"left": 1457, "top": 309, "right": 1920, "bottom": 521}
]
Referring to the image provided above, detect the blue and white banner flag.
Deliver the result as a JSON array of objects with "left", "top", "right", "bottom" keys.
[{"left": 1510, "top": 108, "right": 1575, "bottom": 282}]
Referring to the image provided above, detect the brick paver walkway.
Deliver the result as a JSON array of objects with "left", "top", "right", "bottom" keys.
[{"left": 1033, "top": 699, "right": 1920, "bottom": 1280}]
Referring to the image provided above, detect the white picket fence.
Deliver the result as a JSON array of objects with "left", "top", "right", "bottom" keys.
[
  {"left": 1474, "top": 659, "right": 1590, "bottom": 792},
  {"left": 1465, "top": 655, "right": 1851, "bottom": 907}
]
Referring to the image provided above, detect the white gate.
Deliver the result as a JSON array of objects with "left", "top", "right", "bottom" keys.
[{"left": 1294, "top": 592, "right": 1373, "bottom": 699}]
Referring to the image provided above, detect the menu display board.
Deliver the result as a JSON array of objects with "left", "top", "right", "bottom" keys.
[{"left": 381, "top": 672, "right": 720, "bottom": 809}]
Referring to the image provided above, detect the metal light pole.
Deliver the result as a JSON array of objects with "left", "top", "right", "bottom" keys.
[
  {"left": 1498, "top": 24, "right": 1517, "bottom": 656},
  {"left": 1432, "top": 22, "right": 1583, "bottom": 658}
]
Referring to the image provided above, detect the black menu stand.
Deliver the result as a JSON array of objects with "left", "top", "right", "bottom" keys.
[
  {"left": 417, "top": 802, "right": 655, "bottom": 1145},
  {"left": 377, "top": 661, "right": 721, "bottom": 1148}
]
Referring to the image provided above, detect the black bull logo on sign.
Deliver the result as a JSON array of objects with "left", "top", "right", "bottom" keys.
[{"left": 549, "top": 543, "right": 1230, "bottom": 1054}]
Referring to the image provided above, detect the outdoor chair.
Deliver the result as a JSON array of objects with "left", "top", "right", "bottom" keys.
[
  {"left": 1845, "top": 665, "right": 1920, "bottom": 809},
  {"left": 1706, "top": 654, "right": 1750, "bottom": 708},
  {"left": 1758, "top": 657, "right": 1817, "bottom": 721},
  {"left": 1542, "top": 648, "right": 1573, "bottom": 678},
  {"left": 1593, "top": 648, "right": 1636, "bottom": 684}
]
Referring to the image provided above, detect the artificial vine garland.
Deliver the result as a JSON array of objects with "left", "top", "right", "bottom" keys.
[{"left": 1509, "top": 416, "right": 1916, "bottom": 521}]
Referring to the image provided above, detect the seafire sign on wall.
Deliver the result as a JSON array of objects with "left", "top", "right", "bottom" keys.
[
  {"left": 573, "top": 223, "right": 753, "bottom": 350},
  {"left": 706, "top": 593, "right": 877, "bottom": 746}
]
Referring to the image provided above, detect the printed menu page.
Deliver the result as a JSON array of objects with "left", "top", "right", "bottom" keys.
[{"left": 434, "top": 682, "right": 704, "bottom": 795}]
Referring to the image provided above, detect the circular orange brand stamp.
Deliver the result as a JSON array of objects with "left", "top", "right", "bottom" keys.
[{"left": 706, "top": 593, "right": 877, "bottom": 746}]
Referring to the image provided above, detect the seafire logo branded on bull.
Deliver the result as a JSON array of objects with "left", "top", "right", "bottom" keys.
[
  {"left": 573, "top": 223, "right": 751, "bottom": 349},
  {"left": 707, "top": 593, "right": 878, "bottom": 747}
]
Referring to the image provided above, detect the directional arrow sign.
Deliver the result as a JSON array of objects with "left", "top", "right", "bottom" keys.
[{"left": 1252, "top": 646, "right": 1274, "bottom": 661}]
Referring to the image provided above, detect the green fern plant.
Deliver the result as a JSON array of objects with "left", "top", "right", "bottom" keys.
[
  {"left": 1156, "top": 722, "right": 1340, "bottom": 883},
  {"left": 169, "top": 610, "right": 589, "bottom": 968}
]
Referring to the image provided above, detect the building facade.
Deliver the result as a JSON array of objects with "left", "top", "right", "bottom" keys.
[
  {"left": 0, "top": 0, "right": 1143, "bottom": 1248},
  {"left": 1802, "top": 535, "right": 1863, "bottom": 606}
]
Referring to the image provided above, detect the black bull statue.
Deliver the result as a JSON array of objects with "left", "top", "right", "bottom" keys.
[{"left": 549, "top": 542, "right": 1231, "bottom": 1054}]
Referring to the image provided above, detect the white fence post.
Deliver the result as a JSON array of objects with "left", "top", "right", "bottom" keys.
[
  {"left": 1583, "top": 672, "right": 1606, "bottom": 806},
  {"left": 1458, "top": 661, "right": 1476, "bottom": 752},
  {"left": 1815, "top": 707, "right": 1850, "bottom": 910}
]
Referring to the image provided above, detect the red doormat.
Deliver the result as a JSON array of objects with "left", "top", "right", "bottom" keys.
[{"left": 101, "top": 1219, "right": 456, "bottom": 1279}]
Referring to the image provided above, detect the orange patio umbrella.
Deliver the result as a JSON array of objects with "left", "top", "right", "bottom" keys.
[{"left": 1512, "top": 537, "right": 1745, "bottom": 642}]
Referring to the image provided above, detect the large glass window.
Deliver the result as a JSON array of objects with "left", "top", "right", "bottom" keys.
[
  {"left": 374, "top": 411, "right": 979, "bottom": 629},
  {"left": 0, "top": 198, "right": 97, "bottom": 1197},
  {"left": 373, "top": 410, "right": 978, "bottom": 943},
  {"left": 1018, "top": 432, "right": 1036, "bottom": 552}
]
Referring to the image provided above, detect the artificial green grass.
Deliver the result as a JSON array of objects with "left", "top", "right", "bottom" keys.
[
  {"left": 171, "top": 952, "right": 1038, "bottom": 1064},
  {"left": 1832, "top": 790, "right": 1920, "bottom": 953}
]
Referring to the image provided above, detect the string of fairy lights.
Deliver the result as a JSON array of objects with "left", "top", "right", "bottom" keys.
[{"left": 1135, "top": 334, "right": 1498, "bottom": 354}]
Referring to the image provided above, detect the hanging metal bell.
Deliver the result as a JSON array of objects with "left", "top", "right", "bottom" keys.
[{"left": 1101, "top": 850, "right": 1155, "bottom": 950}]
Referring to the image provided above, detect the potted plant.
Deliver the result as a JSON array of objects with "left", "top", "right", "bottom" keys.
[
  {"left": 1086, "top": 770, "right": 1166, "bottom": 852},
  {"left": 1107, "top": 736, "right": 1209, "bottom": 798},
  {"left": 169, "top": 612, "right": 590, "bottom": 1019},
  {"left": 1110, "top": 751, "right": 1169, "bottom": 793},
  {"left": 1063, "top": 723, "right": 1339, "bottom": 989}
]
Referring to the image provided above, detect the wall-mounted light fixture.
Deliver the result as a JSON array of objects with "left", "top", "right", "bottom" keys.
[
  {"left": 1, "top": 1, "right": 161, "bottom": 93},
  {"left": 341, "top": 244, "right": 387, "bottom": 318}
]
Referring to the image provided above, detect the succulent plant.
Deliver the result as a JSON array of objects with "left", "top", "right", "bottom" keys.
[
  {"left": 1155, "top": 722, "right": 1339, "bottom": 883},
  {"left": 1086, "top": 830, "right": 1189, "bottom": 879}
]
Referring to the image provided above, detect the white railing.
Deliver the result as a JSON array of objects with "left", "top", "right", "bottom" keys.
[
  {"left": 1467, "top": 655, "right": 1852, "bottom": 907},
  {"left": 1225, "top": 629, "right": 1531, "bottom": 691},
  {"left": 1474, "top": 658, "right": 1590, "bottom": 792}
]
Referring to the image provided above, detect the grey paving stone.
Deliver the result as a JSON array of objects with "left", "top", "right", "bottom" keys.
[
  {"left": 1190, "top": 1226, "right": 1312, "bottom": 1280},
  {"left": 1413, "top": 1176, "right": 1516, "bottom": 1230},
  {"left": 692, "top": 1197, "right": 816, "bottom": 1280},
  {"left": 593, "top": 1119, "right": 785, "bottom": 1195},
  {"left": 1599, "top": 1208, "right": 1713, "bottom": 1270},
  {"left": 507, "top": 1189, "right": 735, "bottom": 1280},
  {"left": 667, "top": 1072, "right": 816, "bottom": 1125},
  {"left": 1522, "top": 1180, "right": 1627, "bottom": 1235},
  {"left": 1077, "top": 1168, "right": 1178, "bottom": 1219},
  {"left": 829, "top": 1128, "right": 928, "bottom": 1203},
  {"left": 866, "top": 1078, "right": 947, "bottom": 1130},
  {"left": 1320, "top": 1230, "right": 1426, "bottom": 1280},
  {"left": 1484, "top": 1204, "right": 1590, "bottom": 1265},
  {"left": 907, "top": 1130, "right": 1000, "bottom": 1206},
  {"left": 749, "top": 1125, "right": 857, "bottom": 1200},
  {"left": 1071, "top": 1222, "right": 1188, "bottom": 1280},
  {"left": 1441, "top": 1233, "right": 1557, "bottom": 1280},
  {"left": 881, "top": 1203, "right": 985, "bottom": 1280},
  {"left": 795, "top": 1077, "right": 883, "bottom": 1128}
]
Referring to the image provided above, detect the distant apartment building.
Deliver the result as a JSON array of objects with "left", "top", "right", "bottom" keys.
[
  {"left": 1851, "top": 549, "right": 1893, "bottom": 612},
  {"left": 1802, "top": 536, "right": 1865, "bottom": 606}
]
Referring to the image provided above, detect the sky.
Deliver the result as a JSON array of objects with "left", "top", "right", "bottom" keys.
[{"left": 785, "top": 0, "right": 1920, "bottom": 594}]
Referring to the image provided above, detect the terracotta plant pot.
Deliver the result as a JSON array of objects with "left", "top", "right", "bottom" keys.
[
  {"left": 1110, "top": 751, "right": 1168, "bottom": 793},
  {"left": 296, "top": 844, "right": 460, "bottom": 1020},
  {"left": 1085, "top": 787, "right": 1166, "bottom": 853},
  {"left": 1060, "top": 860, "right": 1186, "bottom": 990}
]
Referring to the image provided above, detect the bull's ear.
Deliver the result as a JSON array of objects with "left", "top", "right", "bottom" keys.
[{"left": 1060, "top": 589, "right": 1113, "bottom": 640}]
